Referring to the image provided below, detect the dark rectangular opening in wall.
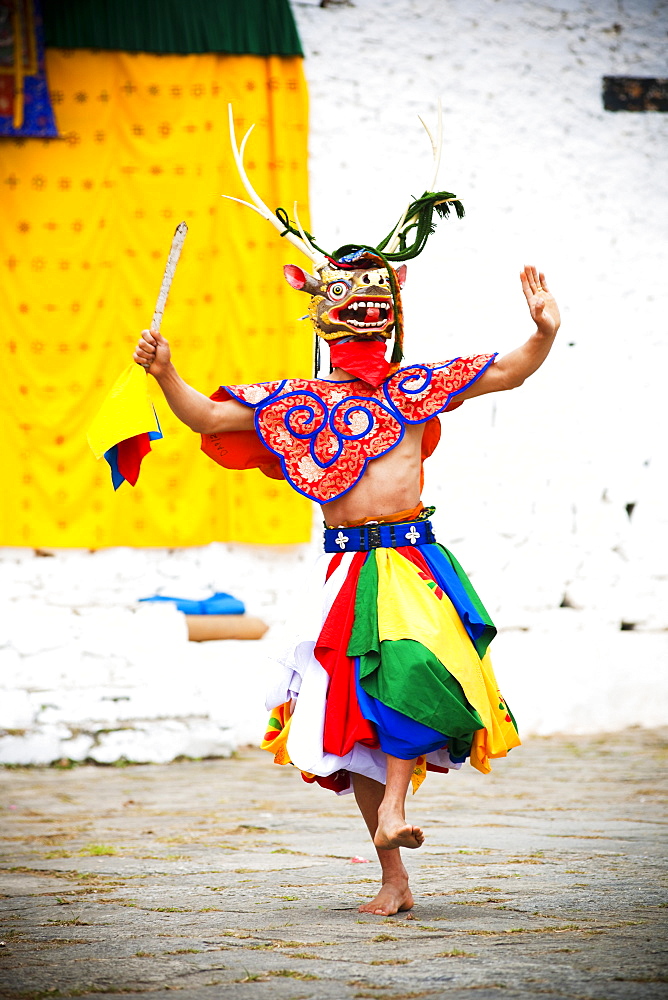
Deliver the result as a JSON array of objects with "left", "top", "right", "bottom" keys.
[{"left": 603, "top": 76, "right": 668, "bottom": 112}]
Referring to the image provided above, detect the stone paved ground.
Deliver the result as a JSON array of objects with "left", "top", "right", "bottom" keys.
[{"left": 0, "top": 728, "right": 666, "bottom": 1000}]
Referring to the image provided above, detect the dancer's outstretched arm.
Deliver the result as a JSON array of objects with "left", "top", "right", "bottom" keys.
[
  {"left": 133, "top": 329, "right": 254, "bottom": 434},
  {"left": 458, "top": 264, "right": 561, "bottom": 399}
]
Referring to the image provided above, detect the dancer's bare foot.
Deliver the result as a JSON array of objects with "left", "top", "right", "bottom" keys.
[
  {"left": 358, "top": 878, "right": 414, "bottom": 916},
  {"left": 374, "top": 804, "right": 424, "bottom": 850}
]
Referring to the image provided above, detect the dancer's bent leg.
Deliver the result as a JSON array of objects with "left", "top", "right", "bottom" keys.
[
  {"left": 375, "top": 755, "right": 425, "bottom": 850},
  {"left": 352, "top": 756, "right": 424, "bottom": 916}
]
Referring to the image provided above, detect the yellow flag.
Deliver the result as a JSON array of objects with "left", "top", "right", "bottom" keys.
[{"left": 87, "top": 364, "right": 160, "bottom": 460}]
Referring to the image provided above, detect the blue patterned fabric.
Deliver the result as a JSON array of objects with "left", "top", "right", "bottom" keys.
[{"left": 0, "top": 0, "right": 58, "bottom": 138}]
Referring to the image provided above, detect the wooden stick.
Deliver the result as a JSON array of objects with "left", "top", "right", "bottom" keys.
[
  {"left": 12, "top": 4, "right": 25, "bottom": 130},
  {"left": 150, "top": 222, "right": 188, "bottom": 335}
]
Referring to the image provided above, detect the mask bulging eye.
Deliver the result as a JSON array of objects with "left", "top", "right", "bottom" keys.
[{"left": 327, "top": 280, "right": 349, "bottom": 301}]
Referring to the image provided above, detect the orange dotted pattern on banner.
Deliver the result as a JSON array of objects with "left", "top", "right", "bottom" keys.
[{"left": 1, "top": 50, "right": 312, "bottom": 547}]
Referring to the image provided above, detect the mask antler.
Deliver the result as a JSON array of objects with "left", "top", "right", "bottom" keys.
[
  {"left": 418, "top": 96, "right": 444, "bottom": 195},
  {"left": 223, "top": 105, "right": 326, "bottom": 269},
  {"left": 383, "top": 101, "right": 462, "bottom": 257}
]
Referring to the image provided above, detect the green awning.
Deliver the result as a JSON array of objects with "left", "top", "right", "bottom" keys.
[{"left": 42, "top": 0, "right": 303, "bottom": 57}]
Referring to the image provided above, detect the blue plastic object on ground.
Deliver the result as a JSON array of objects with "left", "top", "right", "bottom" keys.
[{"left": 138, "top": 592, "right": 245, "bottom": 615}]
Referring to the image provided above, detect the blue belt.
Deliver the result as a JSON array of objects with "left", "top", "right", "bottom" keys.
[{"left": 323, "top": 519, "right": 436, "bottom": 553}]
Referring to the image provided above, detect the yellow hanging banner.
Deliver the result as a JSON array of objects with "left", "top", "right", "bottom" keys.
[{"left": 0, "top": 50, "right": 312, "bottom": 547}]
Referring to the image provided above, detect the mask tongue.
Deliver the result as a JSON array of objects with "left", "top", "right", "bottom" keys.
[{"left": 329, "top": 339, "right": 392, "bottom": 387}]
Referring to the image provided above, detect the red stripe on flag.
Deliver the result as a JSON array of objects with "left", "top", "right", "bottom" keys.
[{"left": 116, "top": 433, "right": 152, "bottom": 487}]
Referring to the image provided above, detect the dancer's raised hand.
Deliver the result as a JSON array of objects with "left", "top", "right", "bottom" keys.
[{"left": 520, "top": 265, "right": 560, "bottom": 338}]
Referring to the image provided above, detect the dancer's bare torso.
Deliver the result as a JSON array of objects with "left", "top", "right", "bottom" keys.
[{"left": 321, "top": 424, "right": 424, "bottom": 526}]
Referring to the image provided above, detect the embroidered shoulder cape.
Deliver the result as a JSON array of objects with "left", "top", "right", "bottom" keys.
[{"left": 201, "top": 354, "right": 496, "bottom": 503}]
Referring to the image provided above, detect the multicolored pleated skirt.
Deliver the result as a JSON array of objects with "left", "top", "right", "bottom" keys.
[{"left": 262, "top": 529, "right": 520, "bottom": 795}]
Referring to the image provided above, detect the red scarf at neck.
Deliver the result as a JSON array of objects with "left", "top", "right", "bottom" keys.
[{"left": 328, "top": 339, "right": 392, "bottom": 387}]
